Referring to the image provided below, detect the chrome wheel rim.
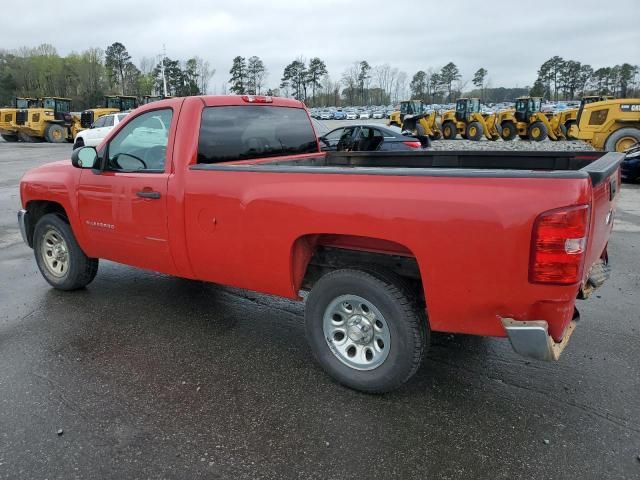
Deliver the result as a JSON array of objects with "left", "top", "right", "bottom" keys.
[
  {"left": 41, "top": 229, "right": 69, "bottom": 278},
  {"left": 323, "top": 294, "right": 391, "bottom": 371}
]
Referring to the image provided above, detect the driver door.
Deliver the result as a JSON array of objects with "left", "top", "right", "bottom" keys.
[{"left": 77, "top": 108, "right": 175, "bottom": 274}]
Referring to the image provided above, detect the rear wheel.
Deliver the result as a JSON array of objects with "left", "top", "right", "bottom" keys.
[
  {"left": 305, "top": 269, "right": 428, "bottom": 393},
  {"left": 442, "top": 122, "right": 457, "bottom": 140},
  {"left": 500, "top": 121, "right": 517, "bottom": 141},
  {"left": 33, "top": 214, "right": 99, "bottom": 290},
  {"left": 465, "top": 121, "right": 483, "bottom": 141},
  {"left": 1, "top": 134, "right": 18, "bottom": 142},
  {"left": 604, "top": 128, "right": 640, "bottom": 152},
  {"left": 45, "top": 123, "right": 66, "bottom": 143}
]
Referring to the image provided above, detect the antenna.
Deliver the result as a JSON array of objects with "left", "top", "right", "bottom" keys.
[{"left": 159, "top": 44, "right": 168, "bottom": 97}]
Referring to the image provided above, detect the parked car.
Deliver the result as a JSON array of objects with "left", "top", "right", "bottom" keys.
[
  {"left": 319, "top": 124, "right": 428, "bottom": 151},
  {"left": 333, "top": 110, "right": 347, "bottom": 120},
  {"left": 372, "top": 110, "right": 385, "bottom": 119},
  {"left": 345, "top": 110, "right": 358, "bottom": 120},
  {"left": 73, "top": 113, "right": 128, "bottom": 149},
  {"left": 359, "top": 111, "right": 371, "bottom": 119},
  {"left": 319, "top": 110, "right": 333, "bottom": 120},
  {"left": 621, "top": 142, "right": 640, "bottom": 182},
  {"left": 19, "top": 95, "right": 621, "bottom": 393}
]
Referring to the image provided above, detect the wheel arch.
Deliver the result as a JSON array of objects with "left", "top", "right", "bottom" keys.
[
  {"left": 24, "top": 200, "right": 69, "bottom": 247},
  {"left": 290, "top": 233, "right": 426, "bottom": 305}
]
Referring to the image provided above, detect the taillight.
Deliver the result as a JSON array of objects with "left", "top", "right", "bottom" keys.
[
  {"left": 241, "top": 95, "right": 273, "bottom": 103},
  {"left": 402, "top": 141, "right": 422, "bottom": 149},
  {"left": 529, "top": 205, "right": 590, "bottom": 285}
]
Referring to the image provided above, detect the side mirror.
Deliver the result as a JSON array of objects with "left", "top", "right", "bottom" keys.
[{"left": 71, "top": 146, "right": 98, "bottom": 169}]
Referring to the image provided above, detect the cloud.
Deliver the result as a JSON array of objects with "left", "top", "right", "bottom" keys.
[{"left": 1, "top": 0, "right": 638, "bottom": 91}]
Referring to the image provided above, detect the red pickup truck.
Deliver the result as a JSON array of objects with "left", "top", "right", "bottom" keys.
[{"left": 18, "top": 95, "right": 622, "bottom": 393}]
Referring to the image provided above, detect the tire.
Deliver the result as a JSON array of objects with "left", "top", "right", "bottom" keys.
[
  {"left": 465, "top": 121, "right": 483, "bottom": 141},
  {"left": 500, "top": 121, "right": 517, "bottom": 141},
  {"left": 604, "top": 128, "right": 640, "bottom": 152},
  {"left": 565, "top": 120, "right": 577, "bottom": 140},
  {"left": 33, "top": 213, "right": 99, "bottom": 290},
  {"left": 442, "top": 122, "right": 457, "bottom": 140},
  {"left": 528, "top": 121, "right": 548, "bottom": 141},
  {"left": 305, "top": 268, "right": 429, "bottom": 393},
  {"left": 45, "top": 123, "right": 66, "bottom": 143},
  {"left": 73, "top": 137, "right": 85, "bottom": 150},
  {"left": 1, "top": 134, "right": 18, "bottom": 142}
]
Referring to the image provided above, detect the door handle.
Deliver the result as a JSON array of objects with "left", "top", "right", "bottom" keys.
[{"left": 136, "top": 190, "right": 161, "bottom": 199}]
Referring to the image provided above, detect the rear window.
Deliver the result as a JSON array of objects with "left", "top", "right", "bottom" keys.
[{"left": 197, "top": 106, "right": 318, "bottom": 164}]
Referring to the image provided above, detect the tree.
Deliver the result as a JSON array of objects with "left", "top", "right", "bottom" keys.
[
  {"left": 559, "top": 60, "right": 582, "bottom": 99},
  {"left": 341, "top": 62, "right": 360, "bottom": 105},
  {"left": 577, "top": 64, "right": 593, "bottom": 97},
  {"left": 538, "top": 56, "right": 565, "bottom": 100},
  {"left": 105, "top": 42, "right": 131, "bottom": 94},
  {"left": 358, "top": 61, "right": 371, "bottom": 104},
  {"left": 530, "top": 78, "right": 545, "bottom": 97},
  {"left": 619, "top": 63, "right": 638, "bottom": 98},
  {"left": 439, "top": 62, "right": 461, "bottom": 101},
  {"left": 410, "top": 70, "right": 427, "bottom": 101},
  {"left": 228, "top": 56, "right": 247, "bottom": 94},
  {"left": 195, "top": 56, "right": 215, "bottom": 94},
  {"left": 281, "top": 58, "right": 307, "bottom": 101},
  {"left": 306, "top": 57, "right": 327, "bottom": 106},
  {"left": 246, "top": 56, "right": 266, "bottom": 95},
  {"left": 472, "top": 68, "right": 487, "bottom": 102}
]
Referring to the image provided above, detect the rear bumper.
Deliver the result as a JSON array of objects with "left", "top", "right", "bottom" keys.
[{"left": 501, "top": 312, "right": 579, "bottom": 361}]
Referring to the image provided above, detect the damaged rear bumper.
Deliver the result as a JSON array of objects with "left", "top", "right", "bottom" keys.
[{"left": 500, "top": 310, "right": 579, "bottom": 361}]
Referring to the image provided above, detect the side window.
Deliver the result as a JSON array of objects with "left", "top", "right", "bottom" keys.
[
  {"left": 324, "top": 128, "right": 345, "bottom": 146},
  {"left": 106, "top": 109, "right": 172, "bottom": 172},
  {"left": 103, "top": 115, "right": 114, "bottom": 127},
  {"left": 93, "top": 116, "right": 106, "bottom": 128}
]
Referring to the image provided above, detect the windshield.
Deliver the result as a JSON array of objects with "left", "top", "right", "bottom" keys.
[
  {"left": 16, "top": 99, "right": 30, "bottom": 108},
  {"left": 106, "top": 97, "right": 120, "bottom": 109},
  {"left": 44, "top": 98, "right": 56, "bottom": 109},
  {"left": 121, "top": 98, "right": 137, "bottom": 110}
]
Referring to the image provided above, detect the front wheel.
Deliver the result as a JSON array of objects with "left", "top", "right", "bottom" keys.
[
  {"left": 465, "top": 121, "right": 483, "bottom": 141},
  {"left": 305, "top": 269, "right": 428, "bottom": 393},
  {"left": 33, "top": 214, "right": 99, "bottom": 290},
  {"left": 500, "top": 121, "right": 517, "bottom": 141},
  {"left": 442, "top": 122, "right": 457, "bottom": 140}
]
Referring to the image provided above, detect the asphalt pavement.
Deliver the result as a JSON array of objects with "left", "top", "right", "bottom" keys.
[{"left": 0, "top": 141, "right": 638, "bottom": 480}]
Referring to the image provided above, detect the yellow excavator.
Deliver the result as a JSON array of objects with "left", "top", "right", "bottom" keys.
[
  {"left": 15, "top": 97, "right": 77, "bottom": 143},
  {"left": 388, "top": 100, "right": 442, "bottom": 139},
  {"left": 440, "top": 98, "right": 499, "bottom": 141},
  {"left": 568, "top": 98, "right": 640, "bottom": 152},
  {"left": 0, "top": 97, "right": 40, "bottom": 142},
  {"left": 496, "top": 97, "right": 560, "bottom": 142}
]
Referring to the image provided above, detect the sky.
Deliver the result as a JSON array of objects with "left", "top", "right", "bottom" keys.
[{"left": 1, "top": 0, "right": 638, "bottom": 92}]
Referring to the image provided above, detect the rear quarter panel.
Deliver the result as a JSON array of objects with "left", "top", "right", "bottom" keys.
[{"left": 181, "top": 169, "right": 592, "bottom": 340}]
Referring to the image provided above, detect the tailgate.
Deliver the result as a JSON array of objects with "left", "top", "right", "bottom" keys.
[{"left": 581, "top": 153, "right": 624, "bottom": 285}]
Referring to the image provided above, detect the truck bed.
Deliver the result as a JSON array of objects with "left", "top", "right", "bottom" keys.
[{"left": 192, "top": 150, "right": 622, "bottom": 185}]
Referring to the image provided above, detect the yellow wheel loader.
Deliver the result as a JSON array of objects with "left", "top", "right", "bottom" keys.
[
  {"left": 440, "top": 98, "right": 499, "bottom": 141},
  {"left": 0, "top": 97, "right": 40, "bottom": 142},
  {"left": 16, "top": 97, "right": 75, "bottom": 143},
  {"left": 78, "top": 95, "right": 138, "bottom": 132},
  {"left": 388, "top": 100, "right": 442, "bottom": 139},
  {"left": 496, "top": 97, "right": 559, "bottom": 142},
  {"left": 568, "top": 98, "right": 640, "bottom": 152}
]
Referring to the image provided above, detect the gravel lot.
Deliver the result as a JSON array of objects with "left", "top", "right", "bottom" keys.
[{"left": 0, "top": 140, "right": 638, "bottom": 480}]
